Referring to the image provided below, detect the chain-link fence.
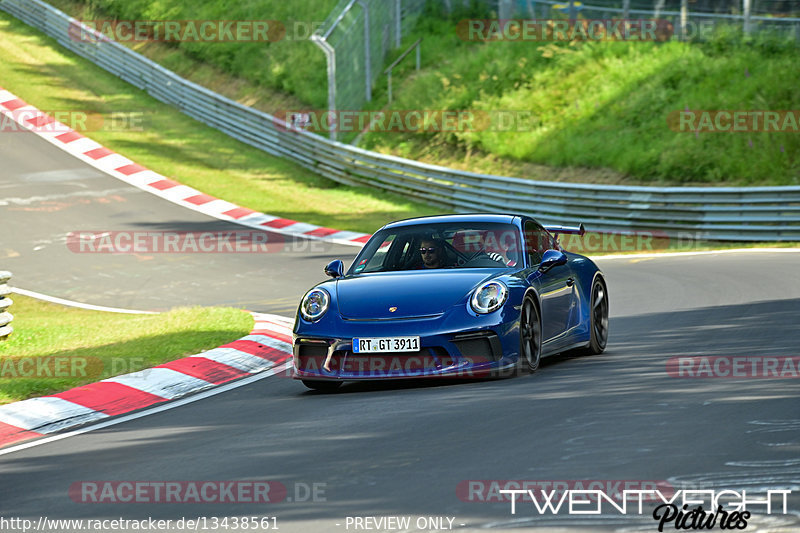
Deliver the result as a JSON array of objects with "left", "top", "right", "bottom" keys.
[
  {"left": 501, "top": 0, "right": 800, "bottom": 40},
  {"left": 313, "top": 0, "right": 798, "bottom": 139},
  {"left": 311, "top": 0, "right": 430, "bottom": 140}
]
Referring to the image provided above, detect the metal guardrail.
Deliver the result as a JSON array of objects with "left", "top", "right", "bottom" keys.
[
  {"left": 0, "top": 272, "right": 13, "bottom": 340},
  {"left": 2, "top": 0, "right": 799, "bottom": 241}
]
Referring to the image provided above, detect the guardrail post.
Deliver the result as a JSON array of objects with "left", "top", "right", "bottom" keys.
[{"left": 0, "top": 271, "right": 13, "bottom": 340}]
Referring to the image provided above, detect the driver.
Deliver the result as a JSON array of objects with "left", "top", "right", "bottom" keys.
[{"left": 418, "top": 237, "right": 447, "bottom": 269}]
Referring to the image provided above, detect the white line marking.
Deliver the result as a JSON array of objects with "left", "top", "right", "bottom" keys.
[
  {"left": 590, "top": 248, "right": 800, "bottom": 261},
  {"left": 11, "top": 287, "right": 158, "bottom": 314},
  {"left": 0, "top": 362, "right": 291, "bottom": 457}
]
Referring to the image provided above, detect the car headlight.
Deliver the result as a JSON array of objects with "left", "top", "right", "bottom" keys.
[
  {"left": 470, "top": 280, "right": 508, "bottom": 314},
  {"left": 300, "top": 288, "right": 330, "bottom": 321}
]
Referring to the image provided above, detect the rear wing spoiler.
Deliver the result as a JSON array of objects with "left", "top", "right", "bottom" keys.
[{"left": 544, "top": 223, "right": 585, "bottom": 236}]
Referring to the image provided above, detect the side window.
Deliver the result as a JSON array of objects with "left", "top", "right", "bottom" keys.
[{"left": 524, "top": 221, "right": 551, "bottom": 267}]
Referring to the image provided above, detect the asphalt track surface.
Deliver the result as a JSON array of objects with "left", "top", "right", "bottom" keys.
[
  {"left": 0, "top": 129, "right": 359, "bottom": 314},
  {"left": 2, "top": 126, "right": 800, "bottom": 532}
]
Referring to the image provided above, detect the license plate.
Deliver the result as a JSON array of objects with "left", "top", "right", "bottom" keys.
[{"left": 352, "top": 336, "right": 420, "bottom": 353}]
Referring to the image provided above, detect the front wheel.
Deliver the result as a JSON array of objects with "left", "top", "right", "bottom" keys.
[
  {"left": 519, "top": 296, "right": 542, "bottom": 373},
  {"left": 586, "top": 278, "right": 609, "bottom": 354},
  {"left": 301, "top": 380, "right": 342, "bottom": 392}
]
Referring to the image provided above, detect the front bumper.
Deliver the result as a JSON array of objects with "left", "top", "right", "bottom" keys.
[{"left": 292, "top": 312, "right": 519, "bottom": 381}]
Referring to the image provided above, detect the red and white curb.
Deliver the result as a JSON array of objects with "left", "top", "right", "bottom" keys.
[
  {"left": 0, "top": 86, "right": 371, "bottom": 247},
  {"left": 0, "top": 312, "right": 294, "bottom": 448}
]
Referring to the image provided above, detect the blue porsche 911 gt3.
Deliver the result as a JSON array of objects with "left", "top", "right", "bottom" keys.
[{"left": 292, "top": 214, "right": 608, "bottom": 391}]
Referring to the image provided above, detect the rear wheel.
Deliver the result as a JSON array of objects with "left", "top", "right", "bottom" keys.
[
  {"left": 586, "top": 278, "right": 609, "bottom": 354},
  {"left": 519, "top": 296, "right": 542, "bottom": 373},
  {"left": 301, "top": 380, "right": 342, "bottom": 392}
]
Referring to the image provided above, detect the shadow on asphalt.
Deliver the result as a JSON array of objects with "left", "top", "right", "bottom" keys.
[{"left": 1, "top": 299, "right": 798, "bottom": 531}]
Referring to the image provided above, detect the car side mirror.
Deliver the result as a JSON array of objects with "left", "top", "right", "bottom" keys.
[
  {"left": 324, "top": 259, "right": 344, "bottom": 279},
  {"left": 538, "top": 249, "right": 567, "bottom": 272}
]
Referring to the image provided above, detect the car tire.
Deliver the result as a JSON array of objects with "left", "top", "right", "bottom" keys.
[
  {"left": 301, "top": 380, "right": 343, "bottom": 392},
  {"left": 519, "top": 296, "right": 542, "bottom": 373},
  {"left": 586, "top": 277, "right": 609, "bottom": 355}
]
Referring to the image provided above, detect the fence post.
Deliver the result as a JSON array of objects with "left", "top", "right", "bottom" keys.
[
  {"left": 680, "top": 0, "right": 688, "bottom": 40},
  {"left": 358, "top": 0, "right": 372, "bottom": 103},
  {"left": 499, "top": 0, "right": 513, "bottom": 19},
  {"left": 743, "top": 0, "right": 752, "bottom": 35},
  {"left": 311, "top": 34, "right": 338, "bottom": 141},
  {"left": 395, "top": 0, "right": 402, "bottom": 48},
  {"left": 623, "top": 0, "right": 630, "bottom": 20}
]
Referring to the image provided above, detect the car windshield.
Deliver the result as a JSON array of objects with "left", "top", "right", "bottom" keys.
[{"left": 350, "top": 222, "right": 522, "bottom": 274}]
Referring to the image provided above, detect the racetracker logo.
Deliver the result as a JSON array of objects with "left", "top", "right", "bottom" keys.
[
  {"left": 68, "top": 20, "right": 285, "bottom": 43},
  {"left": 0, "top": 110, "right": 144, "bottom": 133},
  {"left": 666, "top": 356, "right": 800, "bottom": 378},
  {"left": 292, "top": 353, "right": 497, "bottom": 378},
  {"left": 70, "top": 481, "right": 285, "bottom": 503},
  {"left": 0, "top": 356, "right": 104, "bottom": 379},
  {"left": 274, "top": 109, "right": 537, "bottom": 134},
  {"left": 457, "top": 19, "right": 674, "bottom": 42},
  {"left": 67, "top": 20, "right": 326, "bottom": 43},
  {"left": 66, "top": 231, "right": 287, "bottom": 254},
  {"left": 667, "top": 110, "right": 800, "bottom": 133},
  {"left": 457, "top": 480, "right": 673, "bottom": 503},
  {"left": 68, "top": 481, "right": 326, "bottom": 503}
]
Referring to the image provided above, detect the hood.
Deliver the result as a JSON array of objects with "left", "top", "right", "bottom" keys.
[{"left": 336, "top": 270, "right": 497, "bottom": 320}]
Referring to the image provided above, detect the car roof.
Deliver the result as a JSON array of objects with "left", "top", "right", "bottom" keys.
[{"left": 381, "top": 213, "right": 522, "bottom": 230}]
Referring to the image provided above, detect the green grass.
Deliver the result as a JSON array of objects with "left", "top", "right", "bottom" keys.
[
  {"left": 48, "top": 0, "right": 336, "bottom": 108},
  {"left": 0, "top": 294, "right": 252, "bottom": 404},
  {"left": 0, "top": 12, "right": 439, "bottom": 234},
  {"left": 360, "top": 11, "right": 800, "bottom": 185},
  {"left": 46, "top": 0, "right": 800, "bottom": 184}
]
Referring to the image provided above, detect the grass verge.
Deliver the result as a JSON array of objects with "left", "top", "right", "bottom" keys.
[
  {"left": 362, "top": 11, "right": 800, "bottom": 185},
  {"left": 35, "top": 1, "right": 800, "bottom": 186},
  {"left": 0, "top": 294, "right": 253, "bottom": 405},
  {"left": 0, "top": 11, "right": 440, "bottom": 235}
]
